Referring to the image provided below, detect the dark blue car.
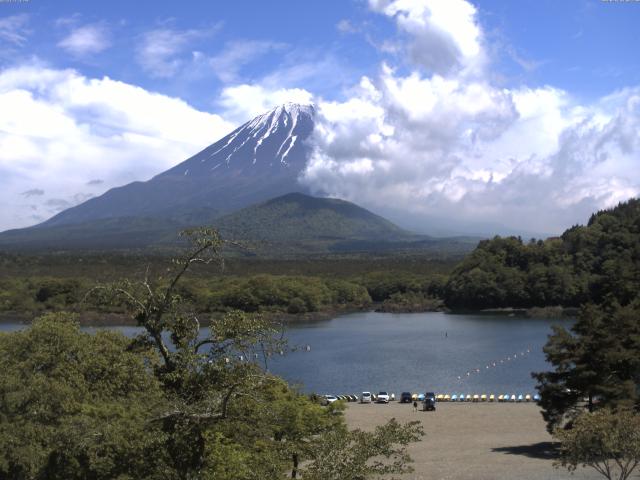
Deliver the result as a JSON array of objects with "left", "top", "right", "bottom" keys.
[{"left": 422, "top": 392, "right": 436, "bottom": 411}]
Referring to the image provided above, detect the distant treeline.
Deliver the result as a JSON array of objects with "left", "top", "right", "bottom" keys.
[
  {"left": 0, "top": 270, "right": 448, "bottom": 319},
  {"left": 3, "top": 199, "right": 637, "bottom": 318},
  {"left": 444, "top": 199, "right": 640, "bottom": 309}
]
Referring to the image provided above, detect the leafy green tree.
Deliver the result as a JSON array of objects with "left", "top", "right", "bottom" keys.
[
  {"left": 85, "top": 227, "right": 422, "bottom": 478},
  {"left": 301, "top": 418, "right": 424, "bottom": 480},
  {"left": 554, "top": 409, "right": 640, "bottom": 480},
  {"left": 0, "top": 313, "right": 167, "bottom": 480}
]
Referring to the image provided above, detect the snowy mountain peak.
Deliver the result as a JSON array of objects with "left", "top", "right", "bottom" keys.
[
  {"left": 278, "top": 102, "right": 315, "bottom": 117},
  {"left": 248, "top": 102, "right": 315, "bottom": 132},
  {"left": 159, "top": 103, "right": 316, "bottom": 182}
]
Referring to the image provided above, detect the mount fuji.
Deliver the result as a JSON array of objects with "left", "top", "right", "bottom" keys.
[
  {"left": 0, "top": 103, "right": 479, "bottom": 254},
  {"left": 43, "top": 103, "right": 316, "bottom": 227}
]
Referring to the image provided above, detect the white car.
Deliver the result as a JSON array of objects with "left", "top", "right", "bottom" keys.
[
  {"left": 322, "top": 395, "right": 339, "bottom": 405},
  {"left": 377, "top": 391, "right": 390, "bottom": 403},
  {"left": 360, "top": 391, "right": 372, "bottom": 403}
]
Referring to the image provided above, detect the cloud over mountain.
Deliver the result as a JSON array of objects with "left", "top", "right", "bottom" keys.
[{"left": 301, "top": 0, "right": 640, "bottom": 234}]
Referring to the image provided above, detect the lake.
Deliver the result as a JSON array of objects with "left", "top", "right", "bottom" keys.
[
  {"left": 0, "top": 311, "right": 569, "bottom": 396},
  {"left": 268, "top": 311, "right": 569, "bottom": 396}
]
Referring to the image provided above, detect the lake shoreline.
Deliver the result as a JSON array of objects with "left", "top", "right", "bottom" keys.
[{"left": 0, "top": 304, "right": 577, "bottom": 326}]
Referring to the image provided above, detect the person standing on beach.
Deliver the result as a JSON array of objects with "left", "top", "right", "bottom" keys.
[{"left": 413, "top": 400, "right": 418, "bottom": 412}]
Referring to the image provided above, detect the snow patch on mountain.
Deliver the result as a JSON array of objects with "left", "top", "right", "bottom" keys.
[{"left": 203, "top": 102, "right": 315, "bottom": 168}]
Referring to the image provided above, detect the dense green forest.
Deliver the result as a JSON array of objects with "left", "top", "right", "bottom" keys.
[
  {"left": 0, "top": 254, "right": 452, "bottom": 321},
  {"left": 445, "top": 199, "right": 640, "bottom": 309}
]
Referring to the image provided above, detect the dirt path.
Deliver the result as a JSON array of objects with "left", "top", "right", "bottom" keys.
[{"left": 344, "top": 402, "right": 603, "bottom": 480}]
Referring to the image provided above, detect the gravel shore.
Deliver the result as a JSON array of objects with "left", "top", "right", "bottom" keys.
[{"left": 344, "top": 402, "right": 602, "bottom": 480}]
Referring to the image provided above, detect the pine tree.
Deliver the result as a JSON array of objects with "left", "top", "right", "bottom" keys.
[{"left": 533, "top": 300, "right": 640, "bottom": 432}]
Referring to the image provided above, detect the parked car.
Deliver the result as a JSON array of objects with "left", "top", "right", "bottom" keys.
[
  {"left": 321, "top": 395, "right": 339, "bottom": 406},
  {"left": 400, "top": 392, "right": 413, "bottom": 403},
  {"left": 360, "top": 391, "right": 372, "bottom": 403},
  {"left": 422, "top": 392, "right": 436, "bottom": 411},
  {"left": 377, "top": 391, "right": 390, "bottom": 403}
]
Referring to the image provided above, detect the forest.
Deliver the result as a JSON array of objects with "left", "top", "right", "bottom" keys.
[
  {"left": 444, "top": 199, "right": 640, "bottom": 310},
  {"left": 0, "top": 199, "right": 638, "bottom": 320},
  {"left": 0, "top": 254, "right": 452, "bottom": 321}
]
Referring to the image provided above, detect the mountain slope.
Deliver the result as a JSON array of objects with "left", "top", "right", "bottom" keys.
[
  {"left": 215, "top": 192, "right": 409, "bottom": 242},
  {"left": 0, "top": 192, "right": 479, "bottom": 255},
  {"left": 41, "top": 103, "right": 315, "bottom": 228},
  {"left": 214, "top": 193, "right": 478, "bottom": 255}
]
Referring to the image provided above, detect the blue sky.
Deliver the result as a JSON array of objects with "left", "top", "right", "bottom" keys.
[
  {"left": 1, "top": 0, "right": 639, "bottom": 234},
  {"left": 4, "top": 0, "right": 639, "bottom": 107}
]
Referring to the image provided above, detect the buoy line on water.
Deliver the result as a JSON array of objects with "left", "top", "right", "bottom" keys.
[
  {"left": 223, "top": 343, "right": 313, "bottom": 364},
  {"left": 454, "top": 346, "right": 533, "bottom": 383}
]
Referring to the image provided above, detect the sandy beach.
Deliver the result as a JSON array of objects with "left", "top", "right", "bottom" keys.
[{"left": 344, "top": 402, "right": 602, "bottom": 480}]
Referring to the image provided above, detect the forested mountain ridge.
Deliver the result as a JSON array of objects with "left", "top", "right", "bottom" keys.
[
  {"left": 216, "top": 192, "right": 408, "bottom": 242},
  {"left": 444, "top": 198, "right": 640, "bottom": 309}
]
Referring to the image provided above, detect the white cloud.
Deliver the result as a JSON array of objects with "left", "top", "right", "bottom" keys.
[
  {"left": 336, "top": 19, "right": 359, "bottom": 34},
  {"left": 218, "top": 83, "right": 314, "bottom": 123},
  {"left": 369, "top": 0, "right": 484, "bottom": 75},
  {"left": 58, "top": 24, "right": 111, "bottom": 56},
  {"left": 304, "top": 74, "right": 640, "bottom": 234},
  {"left": 0, "top": 14, "right": 30, "bottom": 46},
  {"left": 0, "top": 64, "right": 235, "bottom": 230},
  {"left": 300, "top": 0, "right": 640, "bottom": 235},
  {"left": 136, "top": 26, "right": 218, "bottom": 78},
  {"left": 206, "top": 40, "right": 285, "bottom": 83}
]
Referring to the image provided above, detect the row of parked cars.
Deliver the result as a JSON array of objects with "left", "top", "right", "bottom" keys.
[{"left": 321, "top": 391, "right": 437, "bottom": 410}]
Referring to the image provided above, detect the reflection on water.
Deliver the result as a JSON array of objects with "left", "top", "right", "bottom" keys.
[{"left": 1, "top": 311, "right": 569, "bottom": 395}]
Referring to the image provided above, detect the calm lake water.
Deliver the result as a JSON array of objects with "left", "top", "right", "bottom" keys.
[
  {"left": 268, "top": 311, "right": 569, "bottom": 396},
  {"left": 0, "top": 311, "right": 570, "bottom": 396}
]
